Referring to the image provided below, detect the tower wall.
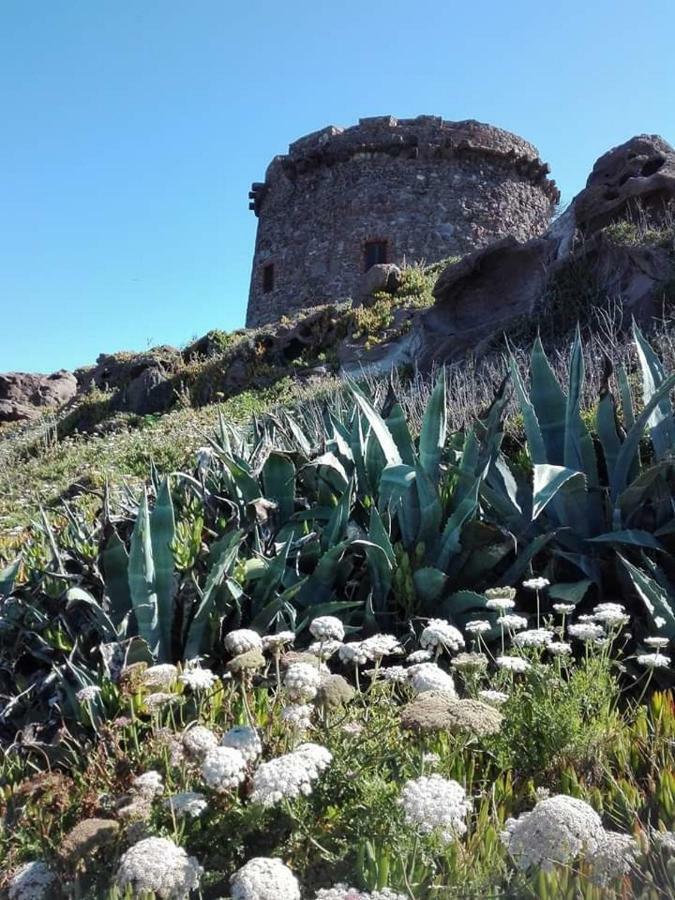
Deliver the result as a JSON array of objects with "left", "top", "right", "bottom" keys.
[{"left": 246, "top": 116, "right": 558, "bottom": 327}]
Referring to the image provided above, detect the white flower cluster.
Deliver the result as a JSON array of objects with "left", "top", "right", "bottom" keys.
[
  {"left": 262, "top": 630, "right": 296, "bottom": 652},
  {"left": 225, "top": 628, "right": 263, "bottom": 656},
  {"left": 230, "top": 857, "right": 300, "bottom": 900},
  {"left": 142, "top": 664, "right": 178, "bottom": 689},
  {"left": 499, "top": 614, "right": 528, "bottom": 631},
  {"left": 281, "top": 703, "right": 314, "bottom": 730},
  {"left": 644, "top": 636, "right": 669, "bottom": 649},
  {"left": 513, "top": 628, "right": 554, "bottom": 648},
  {"left": 568, "top": 623, "right": 604, "bottom": 642},
  {"left": 284, "top": 662, "right": 321, "bottom": 702},
  {"left": 132, "top": 770, "right": 164, "bottom": 799},
  {"left": 479, "top": 689, "right": 508, "bottom": 705},
  {"left": 501, "top": 794, "right": 602, "bottom": 871},
  {"left": 221, "top": 725, "right": 262, "bottom": 762},
  {"left": 465, "top": 620, "right": 491, "bottom": 635},
  {"left": 485, "top": 587, "right": 517, "bottom": 611},
  {"left": 406, "top": 649, "right": 433, "bottom": 663},
  {"left": 553, "top": 603, "right": 576, "bottom": 615},
  {"left": 76, "top": 685, "right": 101, "bottom": 702},
  {"left": 309, "top": 616, "right": 345, "bottom": 642},
  {"left": 8, "top": 861, "right": 56, "bottom": 900},
  {"left": 591, "top": 602, "right": 629, "bottom": 627},
  {"left": 547, "top": 641, "right": 573, "bottom": 656},
  {"left": 182, "top": 725, "right": 218, "bottom": 759},
  {"left": 164, "top": 791, "right": 208, "bottom": 819},
  {"left": 251, "top": 743, "right": 332, "bottom": 807},
  {"left": 377, "top": 665, "right": 409, "bottom": 683},
  {"left": 586, "top": 830, "right": 638, "bottom": 886},
  {"left": 115, "top": 836, "right": 202, "bottom": 899},
  {"left": 309, "top": 639, "right": 343, "bottom": 660},
  {"left": 399, "top": 775, "right": 471, "bottom": 844},
  {"left": 637, "top": 652, "right": 671, "bottom": 669},
  {"left": 496, "top": 655, "right": 531, "bottom": 673},
  {"left": 201, "top": 746, "right": 247, "bottom": 792},
  {"left": 408, "top": 663, "right": 456, "bottom": 695},
  {"left": 179, "top": 666, "right": 216, "bottom": 691},
  {"left": 313, "top": 887, "right": 406, "bottom": 900},
  {"left": 523, "top": 577, "right": 550, "bottom": 591},
  {"left": 420, "top": 619, "right": 465, "bottom": 653}
]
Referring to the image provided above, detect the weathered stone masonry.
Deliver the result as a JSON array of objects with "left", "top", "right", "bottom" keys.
[{"left": 246, "top": 115, "right": 559, "bottom": 327}]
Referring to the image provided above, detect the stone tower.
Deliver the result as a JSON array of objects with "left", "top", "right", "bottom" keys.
[{"left": 246, "top": 115, "right": 558, "bottom": 328}]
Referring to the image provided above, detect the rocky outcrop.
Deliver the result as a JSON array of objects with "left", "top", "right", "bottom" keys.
[
  {"left": 0, "top": 371, "right": 77, "bottom": 422},
  {"left": 414, "top": 134, "right": 675, "bottom": 366}
]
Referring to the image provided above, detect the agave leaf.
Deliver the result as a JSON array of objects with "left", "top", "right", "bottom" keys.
[
  {"left": 0, "top": 557, "right": 20, "bottom": 598},
  {"left": 588, "top": 530, "right": 665, "bottom": 550},
  {"left": 322, "top": 478, "right": 353, "bottom": 551},
  {"left": 378, "top": 464, "right": 419, "bottom": 550},
  {"left": 596, "top": 391, "right": 622, "bottom": 486},
  {"left": 128, "top": 491, "right": 161, "bottom": 656},
  {"left": 386, "top": 402, "right": 416, "bottom": 466},
  {"left": 611, "top": 373, "right": 675, "bottom": 500},
  {"left": 564, "top": 327, "right": 600, "bottom": 491},
  {"left": 296, "top": 540, "right": 352, "bottom": 607},
  {"left": 633, "top": 321, "right": 675, "bottom": 460},
  {"left": 262, "top": 452, "right": 296, "bottom": 525},
  {"left": 102, "top": 532, "right": 132, "bottom": 627},
  {"left": 452, "top": 429, "right": 480, "bottom": 510},
  {"left": 296, "top": 600, "right": 362, "bottom": 633},
  {"left": 351, "top": 383, "right": 402, "bottom": 467},
  {"left": 184, "top": 532, "right": 242, "bottom": 658},
  {"left": 510, "top": 355, "right": 547, "bottom": 464},
  {"left": 151, "top": 478, "right": 176, "bottom": 661},
  {"left": 414, "top": 466, "right": 443, "bottom": 554},
  {"left": 418, "top": 370, "right": 447, "bottom": 481},
  {"left": 413, "top": 567, "right": 448, "bottom": 610},
  {"left": 619, "top": 554, "right": 675, "bottom": 640},
  {"left": 530, "top": 335, "right": 567, "bottom": 465},
  {"left": 65, "top": 587, "right": 117, "bottom": 639},
  {"left": 437, "top": 477, "right": 481, "bottom": 573},
  {"left": 532, "top": 464, "right": 585, "bottom": 521},
  {"left": 548, "top": 579, "right": 592, "bottom": 605},
  {"left": 499, "top": 531, "right": 560, "bottom": 587},
  {"left": 368, "top": 505, "right": 396, "bottom": 566}
]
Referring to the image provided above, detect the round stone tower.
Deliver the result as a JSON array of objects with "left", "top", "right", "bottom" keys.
[{"left": 246, "top": 115, "right": 559, "bottom": 327}]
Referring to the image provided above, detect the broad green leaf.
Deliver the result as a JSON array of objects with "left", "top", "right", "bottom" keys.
[
  {"left": 351, "top": 383, "right": 402, "bottom": 467},
  {"left": 634, "top": 321, "right": 675, "bottom": 459},
  {"left": 386, "top": 402, "right": 416, "bottom": 466},
  {"left": 619, "top": 554, "right": 675, "bottom": 640},
  {"left": 588, "top": 530, "right": 665, "bottom": 550},
  {"left": 151, "top": 478, "right": 176, "bottom": 661},
  {"left": 530, "top": 336, "right": 566, "bottom": 465},
  {"left": 532, "top": 464, "right": 585, "bottom": 521},
  {"left": 418, "top": 370, "right": 447, "bottom": 481},
  {"left": 128, "top": 491, "right": 161, "bottom": 656},
  {"left": 0, "top": 557, "right": 20, "bottom": 598},
  {"left": 262, "top": 452, "right": 296, "bottom": 524},
  {"left": 102, "top": 532, "right": 132, "bottom": 626},
  {"left": 548, "top": 579, "right": 592, "bottom": 605},
  {"left": 510, "top": 355, "right": 547, "bottom": 464}
]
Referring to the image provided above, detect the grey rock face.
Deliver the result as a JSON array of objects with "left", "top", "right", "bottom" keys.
[
  {"left": 246, "top": 115, "right": 558, "bottom": 327},
  {"left": 414, "top": 134, "right": 675, "bottom": 366},
  {"left": 357, "top": 263, "right": 402, "bottom": 303},
  {"left": 0, "top": 370, "right": 77, "bottom": 422}
]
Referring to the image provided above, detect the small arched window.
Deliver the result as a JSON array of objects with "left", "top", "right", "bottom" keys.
[{"left": 364, "top": 239, "right": 388, "bottom": 271}]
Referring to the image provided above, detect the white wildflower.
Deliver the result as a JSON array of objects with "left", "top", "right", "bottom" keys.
[
  {"left": 523, "top": 577, "right": 550, "bottom": 591},
  {"left": 406, "top": 649, "right": 434, "bottom": 663},
  {"left": 513, "top": 628, "right": 554, "bottom": 648},
  {"left": 339, "top": 641, "right": 370, "bottom": 667},
  {"left": 179, "top": 667, "right": 216, "bottom": 691},
  {"left": 341, "top": 721, "right": 364, "bottom": 736},
  {"left": 568, "top": 623, "right": 605, "bottom": 642},
  {"left": 361, "top": 633, "right": 403, "bottom": 660},
  {"left": 547, "top": 641, "right": 573, "bottom": 656},
  {"left": 8, "top": 861, "right": 56, "bottom": 900},
  {"left": 281, "top": 703, "right": 314, "bottom": 730},
  {"left": 399, "top": 775, "right": 471, "bottom": 844},
  {"left": 408, "top": 663, "right": 456, "bottom": 695},
  {"left": 224, "top": 628, "right": 263, "bottom": 656},
  {"left": 423, "top": 752, "right": 441, "bottom": 766},
  {"left": 586, "top": 830, "right": 638, "bottom": 886},
  {"left": 284, "top": 662, "right": 321, "bottom": 702},
  {"left": 201, "top": 746, "right": 247, "bottom": 792},
  {"left": 230, "top": 857, "right": 300, "bottom": 900},
  {"left": 142, "top": 664, "right": 178, "bottom": 689},
  {"left": 132, "top": 770, "right": 164, "bottom": 799},
  {"left": 251, "top": 744, "right": 332, "bottom": 807},
  {"left": 486, "top": 597, "right": 516, "bottom": 612},
  {"left": 76, "top": 685, "right": 101, "bottom": 703},
  {"left": 221, "top": 725, "right": 262, "bottom": 762},
  {"left": 182, "top": 725, "right": 218, "bottom": 759},
  {"left": 164, "top": 791, "right": 208, "bottom": 819},
  {"left": 644, "top": 636, "right": 670, "bottom": 649},
  {"left": 262, "top": 631, "right": 296, "bottom": 652},
  {"left": 115, "top": 836, "right": 202, "bottom": 899},
  {"left": 501, "top": 794, "right": 602, "bottom": 871},
  {"left": 144, "top": 692, "right": 177, "bottom": 711},
  {"left": 420, "top": 619, "right": 465, "bottom": 653},
  {"left": 636, "top": 652, "right": 670, "bottom": 669},
  {"left": 479, "top": 689, "right": 508, "bottom": 704},
  {"left": 553, "top": 603, "right": 576, "bottom": 615},
  {"left": 499, "top": 614, "right": 528, "bottom": 631},
  {"left": 309, "top": 616, "right": 345, "bottom": 642},
  {"left": 592, "top": 603, "right": 630, "bottom": 627},
  {"left": 496, "top": 655, "right": 531, "bottom": 673},
  {"left": 377, "top": 665, "right": 409, "bottom": 683},
  {"left": 308, "top": 639, "right": 343, "bottom": 660},
  {"left": 465, "top": 619, "right": 491, "bottom": 635}
]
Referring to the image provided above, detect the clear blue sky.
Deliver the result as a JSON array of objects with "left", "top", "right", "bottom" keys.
[{"left": 1, "top": 0, "right": 674, "bottom": 373}]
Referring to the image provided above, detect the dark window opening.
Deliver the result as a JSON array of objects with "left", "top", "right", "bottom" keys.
[
  {"left": 364, "top": 240, "right": 388, "bottom": 271},
  {"left": 262, "top": 263, "right": 274, "bottom": 293}
]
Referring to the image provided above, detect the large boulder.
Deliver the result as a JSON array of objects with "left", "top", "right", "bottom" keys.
[
  {"left": 357, "top": 264, "right": 402, "bottom": 304},
  {"left": 0, "top": 370, "right": 77, "bottom": 422},
  {"left": 413, "top": 134, "right": 675, "bottom": 366}
]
